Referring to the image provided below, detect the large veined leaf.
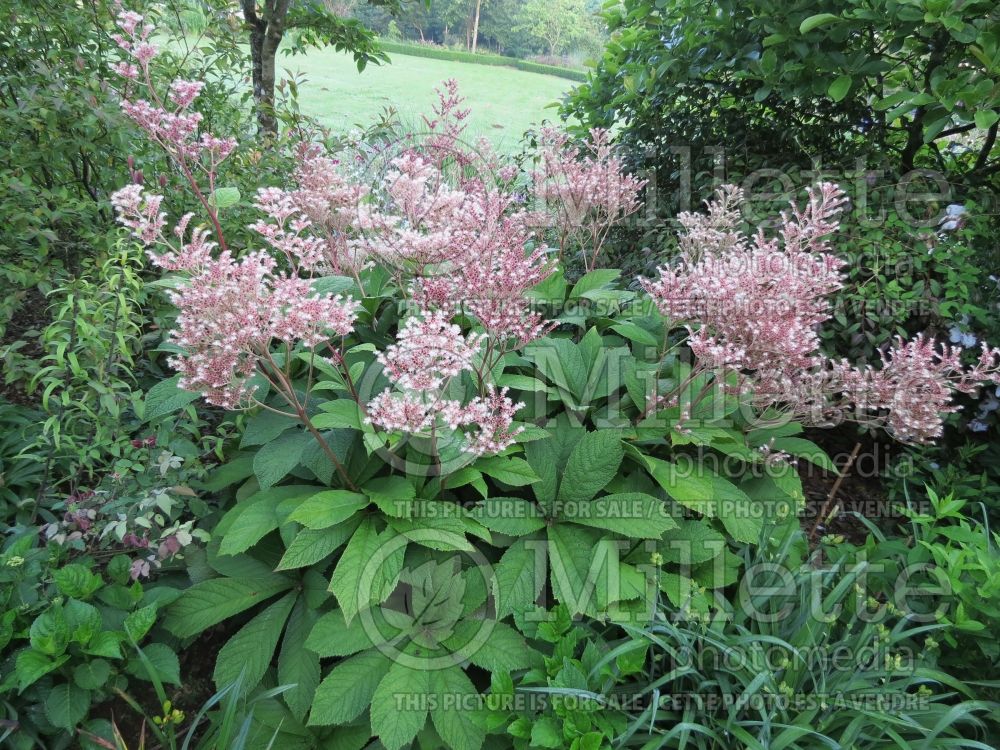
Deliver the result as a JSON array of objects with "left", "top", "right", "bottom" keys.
[
  {"left": 566, "top": 493, "right": 677, "bottom": 538},
  {"left": 557, "top": 430, "right": 623, "bottom": 504},
  {"left": 218, "top": 502, "right": 281, "bottom": 556},
  {"left": 646, "top": 457, "right": 715, "bottom": 517},
  {"left": 547, "top": 524, "right": 602, "bottom": 616},
  {"left": 370, "top": 662, "right": 431, "bottom": 750},
  {"left": 430, "top": 666, "right": 486, "bottom": 750},
  {"left": 654, "top": 520, "right": 727, "bottom": 565},
  {"left": 467, "top": 497, "right": 546, "bottom": 536},
  {"left": 493, "top": 538, "right": 546, "bottom": 619},
  {"left": 305, "top": 608, "right": 397, "bottom": 658},
  {"left": 278, "top": 599, "right": 321, "bottom": 721},
  {"left": 363, "top": 475, "right": 417, "bottom": 517},
  {"left": 308, "top": 649, "right": 391, "bottom": 726},
  {"left": 288, "top": 490, "right": 368, "bottom": 529},
  {"left": 43, "top": 682, "right": 90, "bottom": 730},
  {"left": 163, "top": 576, "right": 293, "bottom": 638},
  {"left": 142, "top": 375, "right": 199, "bottom": 422},
  {"left": 530, "top": 337, "right": 588, "bottom": 399},
  {"left": 328, "top": 519, "right": 405, "bottom": 622},
  {"left": 475, "top": 456, "right": 540, "bottom": 487},
  {"left": 443, "top": 620, "right": 539, "bottom": 672},
  {"left": 276, "top": 517, "right": 361, "bottom": 571},
  {"left": 240, "top": 409, "right": 298, "bottom": 447},
  {"left": 253, "top": 430, "right": 312, "bottom": 490},
  {"left": 213, "top": 592, "right": 296, "bottom": 692}
]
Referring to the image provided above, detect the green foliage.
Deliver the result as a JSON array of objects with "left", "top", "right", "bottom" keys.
[
  {"left": 835, "top": 485, "right": 1000, "bottom": 680},
  {"left": 378, "top": 40, "right": 588, "bottom": 81},
  {"left": 565, "top": 0, "right": 1000, "bottom": 181},
  {"left": 0, "top": 529, "right": 182, "bottom": 747},
  {"left": 497, "top": 528, "right": 999, "bottom": 748},
  {"left": 156, "top": 260, "right": 826, "bottom": 748}
]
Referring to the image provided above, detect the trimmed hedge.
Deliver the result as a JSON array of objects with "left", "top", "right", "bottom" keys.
[{"left": 378, "top": 40, "right": 588, "bottom": 83}]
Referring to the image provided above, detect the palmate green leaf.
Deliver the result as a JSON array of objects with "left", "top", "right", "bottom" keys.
[
  {"left": 308, "top": 649, "right": 391, "bottom": 726},
  {"left": 328, "top": 519, "right": 406, "bottom": 623},
  {"left": 389, "top": 514, "right": 474, "bottom": 552},
  {"left": 655, "top": 520, "right": 727, "bottom": 565},
  {"left": 288, "top": 490, "right": 368, "bottom": 529},
  {"left": 305, "top": 608, "right": 393, "bottom": 658},
  {"left": 278, "top": 599, "right": 321, "bottom": 721},
  {"left": 431, "top": 666, "right": 486, "bottom": 750},
  {"left": 444, "top": 620, "right": 540, "bottom": 672},
  {"left": 370, "top": 661, "right": 431, "bottom": 750},
  {"left": 44, "top": 681, "right": 90, "bottom": 730},
  {"left": 493, "top": 538, "right": 546, "bottom": 619},
  {"left": 214, "top": 592, "right": 296, "bottom": 693},
  {"left": 276, "top": 516, "right": 361, "bottom": 571},
  {"left": 363, "top": 475, "right": 417, "bottom": 517},
  {"left": 566, "top": 492, "right": 677, "bottom": 539},
  {"left": 163, "top": 576, "right": 293, "bottom": 638},
  {"left": 557, "top": 430, "right": 623, "bottom": 504}
]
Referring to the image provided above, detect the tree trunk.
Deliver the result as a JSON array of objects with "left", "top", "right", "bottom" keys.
[
  {"left": 242, "top": 0, "right": 291, "bottom": 137},
  {"left": 471, "top": 0, "right": 482, "bottom": 53}
]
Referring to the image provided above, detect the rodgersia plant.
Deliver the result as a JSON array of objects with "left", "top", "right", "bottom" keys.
[{"left": 101, "top": 6, "right": 1000, "bottom": 749}]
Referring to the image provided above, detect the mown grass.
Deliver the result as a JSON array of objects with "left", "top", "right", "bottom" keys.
[{"left": 278, "top": 46, "right": 577, "bottom": 150}]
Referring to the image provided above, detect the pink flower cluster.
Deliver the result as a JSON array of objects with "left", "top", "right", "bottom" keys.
[
  {"left": 111, "top": 5, "right": 236, "bottom": 251},
  {"left": 366, "top": 310, "right": 524, "bottom": 456},
  {"left": 534, "top": 127, "right": 646, "bottom": 269},
  {"left": 643, "top": 184, "right": 1000, "bottom": 443},
  {"left": 644, "top": 183, "right": 847, "bottom": 373},
  {"left": 377, "top": 311, "right": 486, "bottom": 391}
]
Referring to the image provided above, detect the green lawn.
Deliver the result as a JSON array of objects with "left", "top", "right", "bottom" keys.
[{"left": 278, "top": 47, "right": 576, "bottom": 150}]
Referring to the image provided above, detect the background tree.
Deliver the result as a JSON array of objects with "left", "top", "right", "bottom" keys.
[
  {"left": 240, "top": 0, "right": 404, "bottom": 135},
  {"left": 565, "top": 0, "right": 1000, "bottom": 183},
  {"left": 515, "top": 0, "right": 596, "bottom": 57}
]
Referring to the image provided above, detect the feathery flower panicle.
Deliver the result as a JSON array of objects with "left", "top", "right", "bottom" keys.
[
  {"left": 165, "top": 252, "right": 359, "bottom": 409},
  {"left": 366, "top": 309, "right": 524, "bottom": 456},
  {"left": 462, "top": 387, "right": 525, "bottom": 456},
  {"left": 378, "top": 311, "right": 486, "bottom": 392},
  {"left": 643, "top": 183, "right": 1000, "bottom": 443},
  {"left": 111, "top": 7, "right": 236, "bottom": 173},
  {"left": 534, "top": 127, "right": 646, "bottom": 269}
]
